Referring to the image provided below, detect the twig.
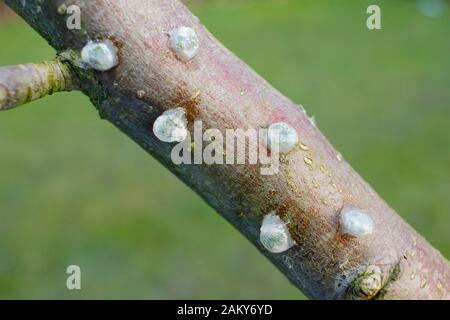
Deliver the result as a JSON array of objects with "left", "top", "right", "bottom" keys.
[{"left": 0, "top": 59, "right": 76, "bottom": 111}]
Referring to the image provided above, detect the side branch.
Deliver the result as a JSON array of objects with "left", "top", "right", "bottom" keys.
[{"left": 0, "top": 59, "right": 76, "bottom": 111}]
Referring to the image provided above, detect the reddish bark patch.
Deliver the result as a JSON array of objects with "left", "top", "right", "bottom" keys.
[
  {"left": 333, "top": 233, "right": 352, "bottom": 248},
  {"left": 168, "top": 86, "right": 200, "bottom": 123},
  {"left": 108, "top": 36, "right": 125, "bottom": 66},
  {"left": 108, "top": 36, "right": 124, "bottom": 50},
  {"left": 277, "top": 203, "right": 290, "bottom": 219}
]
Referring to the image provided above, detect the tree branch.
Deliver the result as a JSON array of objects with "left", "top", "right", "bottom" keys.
[
  {"left": 0, "top": 59, "right": 76, "bottom": 111},
  {"left": 4, "top": 0, "right": 449, "bottom": 299}
]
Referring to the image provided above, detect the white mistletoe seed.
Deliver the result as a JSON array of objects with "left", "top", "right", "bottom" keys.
[
  {"left": 153, "top": 107, "right": 188, "bottom": 143},
  {"left": 81, "top": 40, "right": 118, "bottom": 71},
  {"left": 340, "top": 206, "right": 374, "bottom": 237},
  {"left": 267, "top": 122, "right": 299, "bottom": 154},
  {"left": 169, "top": 27, "right": 199, "bottom": 62},
  {"left": 260, "top": 212, "right": 295, "bottom": 253}
]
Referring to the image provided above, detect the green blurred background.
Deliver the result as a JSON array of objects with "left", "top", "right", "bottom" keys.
[{"left": 0, "top": 0, "right": 448, "bottom": 299}]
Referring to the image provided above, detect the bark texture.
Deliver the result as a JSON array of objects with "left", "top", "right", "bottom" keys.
[
  {"left": 4, "top": 0, "right": 449, "bottom": 299},
  {"left": 0, "top": 60, "right": 74, "bottom": 110}
]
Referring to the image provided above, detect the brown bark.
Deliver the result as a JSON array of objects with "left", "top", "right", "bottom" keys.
[{"left": 3, "top": 0, "right": 449, "bottom": 299}]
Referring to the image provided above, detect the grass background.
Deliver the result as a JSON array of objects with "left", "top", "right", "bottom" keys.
[{"left": 0, "top": 0, "right": 448, "bottom": 299}]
